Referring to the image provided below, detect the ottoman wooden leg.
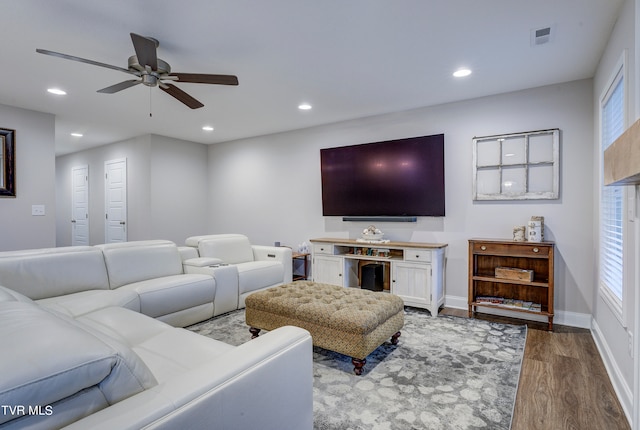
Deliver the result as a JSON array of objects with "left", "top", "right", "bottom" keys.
[
  {"left": 352, "top": 358, "right": 366, "bottom": 375},
  {"left": 391, "top": 331, "right": 401, "bottom": 345},
  {"left": 249, "top": 327, "right": 261, "bottom": 339}
]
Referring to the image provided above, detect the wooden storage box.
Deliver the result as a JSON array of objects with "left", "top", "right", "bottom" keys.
[{"left": 495, "top": 266, "right": 534, "bottom": 282}]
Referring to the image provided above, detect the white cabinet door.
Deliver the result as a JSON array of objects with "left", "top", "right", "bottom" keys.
[
  {"left": 313, "top": 255, "right": 343, "bottom": 286},
  {"left": 391, "top": 261, "right": 431, "bottom": 307}
]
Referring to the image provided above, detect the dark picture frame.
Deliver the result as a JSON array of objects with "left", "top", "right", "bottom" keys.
[{"left": 0, "top": 128, "right": 16, "bottom": 197}]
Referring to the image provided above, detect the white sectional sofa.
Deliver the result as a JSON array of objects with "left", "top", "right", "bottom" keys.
[
  {"left": 0, "top": 240, "right": 214, "bottom": 327},
  {"left": 184, "top": 234, "right": 292, "bottom": 314},
  {"left": 0, "top": 240, "right": 313, "bottom": 430}
]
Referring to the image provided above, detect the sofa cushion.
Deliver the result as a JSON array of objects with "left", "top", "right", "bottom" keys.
[
  {"left": 117, "top": 274, "right": 215, "bottom": 319},
  {"left": 197, "top": 235, "right": 255, "bottom": 264},
  {"left": 237, "top": 261, "right": 284, "bottom": 295},
  {"left": 36, "top": 289, "right": 140, "bottom": 318},
  {"left": 76, "top": 306, "right": 235, "bottom": 383},
  {"left": 0, "top": 302, "right": 157, "bottom": 426},
  {"left": 96, "top": 240, "right": 183, "bottom": 289},
  {"left": 0, "top": 285, "right": 33, "bottom": 303},
  {"left": 0, "top": 246, "right": 110, "bottom": 300}
]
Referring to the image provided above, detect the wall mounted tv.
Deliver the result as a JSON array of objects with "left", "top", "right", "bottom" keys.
[{"left": 320, "top": 134, "right": 445, "bottom": 218}]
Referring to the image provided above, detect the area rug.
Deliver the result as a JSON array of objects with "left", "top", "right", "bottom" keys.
[{"left": 187, "top": 307, "right": 527, "bottom": 430}]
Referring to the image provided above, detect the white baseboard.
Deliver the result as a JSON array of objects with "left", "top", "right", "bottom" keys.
[
  {"left": 444, "top": 294, "right": 591, "bottom": 329},
  {"left": 591, "top": 319, "right": 633, "bottom": 425}
]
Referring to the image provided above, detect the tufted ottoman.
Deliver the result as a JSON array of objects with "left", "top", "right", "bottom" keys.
[{"left": 245, "top": 280, "right": 404, "bottom": 375}]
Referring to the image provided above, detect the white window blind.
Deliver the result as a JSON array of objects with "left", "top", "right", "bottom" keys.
[{"left": 600, "top": 72, "right": 624, "bottom": 301}]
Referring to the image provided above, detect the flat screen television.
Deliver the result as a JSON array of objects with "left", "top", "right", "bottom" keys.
[{"left": 320, "top": 134, "right": 445, "bottom": 217}]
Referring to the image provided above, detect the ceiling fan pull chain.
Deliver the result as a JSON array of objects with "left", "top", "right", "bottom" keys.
[{"left": 149, "top": 86, "right": 153, "bottom": 118}]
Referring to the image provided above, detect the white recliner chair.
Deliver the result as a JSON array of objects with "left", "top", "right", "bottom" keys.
[{"left": 184, "top": 234, "right": 292, "bottom": 314}]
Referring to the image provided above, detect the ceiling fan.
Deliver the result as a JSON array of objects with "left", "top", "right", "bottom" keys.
[{"left": 36, "top": 33, "right": 238, "bottom": 109}]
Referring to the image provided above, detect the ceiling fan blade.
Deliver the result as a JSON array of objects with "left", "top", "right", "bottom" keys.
[
  {"left": 160, "top": 83, "right": 204, "bottom": 109},
  {"left": 36, "top": 48, "right": 138, "bottom": 76},
  {"left": 130, "top": 33, "right": 158, "bottom": 70},
  {"left": 97, "top": 80, "right": 141, "bottom": 94},
  {"left": 170, "top": 73, "right": 239, "bottom": 86}
]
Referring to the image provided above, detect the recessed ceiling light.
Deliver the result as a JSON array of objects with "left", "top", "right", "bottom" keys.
[
  {"left": 202, "top": 126, "right": 214, "bottom": 131},
  {"left": 70, "top": 132, "right": 83, "bottom": 137},
  {"left": 47, "top": 88, "right": 67, "bottom": 95},
  {"left": 453, "top": 68, "right": 472, "bottom": 78},
  {"left": 298, "top": 103, "right": 312, "bottom": 110}
]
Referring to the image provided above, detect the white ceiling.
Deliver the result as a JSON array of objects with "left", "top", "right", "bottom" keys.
[{"left": 0, "top": 0, "right": 624, "bottom": 155}]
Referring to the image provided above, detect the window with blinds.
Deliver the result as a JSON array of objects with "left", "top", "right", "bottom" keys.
[{"left": 600, "top": 68, "right": 624, "bottom": 306}]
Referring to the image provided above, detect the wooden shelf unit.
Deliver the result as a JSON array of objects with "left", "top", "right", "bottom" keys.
[{"left": 468, "top": 238, "right": 555, "bottom": 330}]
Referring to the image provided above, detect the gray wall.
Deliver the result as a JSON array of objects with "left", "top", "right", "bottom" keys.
[
  {"left": 207, "top": 79, "right": 594, "bottom": 322},
  {"left": 55, "top": 134, "right": 208, "bottom": 245},
  {"left": 0, "top": 104, "right": 55, "bottom": 251}
]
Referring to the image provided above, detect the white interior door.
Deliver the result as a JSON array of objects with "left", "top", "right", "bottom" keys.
[
  {"left": 105, "top": 158, "right": 127, "bottom": 243},
  {"left": 71, "top": 165, "right": 89, "bottom": 245}
]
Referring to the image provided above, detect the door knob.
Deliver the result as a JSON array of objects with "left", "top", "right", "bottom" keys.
[
  {"left": 71, "top": 219, "right": 76, "bottom": 223},
  {"left": 119, "top": 221, "right": 126, "bottom": 225}
]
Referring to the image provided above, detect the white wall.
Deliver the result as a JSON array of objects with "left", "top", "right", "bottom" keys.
[
  {"left": 56, "top": 134, "right": 208, "bottom": 245},
  {"left": 149, "top": 134, "right": 209, "bottom": 242},
  {"left": 56, "top": 135, "right": 152, "bottom": 245},
  {"left": 591, "top": 0, "right": 636, "bottom": 422},
  {"left": 0, "top": 104, "right": 55, "bottom": 251},
  {"left": 208, "top": 79, "right": 594, "bottom": 321}
]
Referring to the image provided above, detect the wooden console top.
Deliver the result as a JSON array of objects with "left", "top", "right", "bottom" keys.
[{"left": 310, "top": 238, "right": 448, "bottom": 249}]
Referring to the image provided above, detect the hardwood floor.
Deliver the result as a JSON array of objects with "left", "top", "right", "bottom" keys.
[{"left": 440, "top": 308, "right": 631, "bottom": 430}]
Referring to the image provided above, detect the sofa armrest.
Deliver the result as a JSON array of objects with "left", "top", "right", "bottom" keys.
[
  {"left": 251, "top": 245, "right": 291, "bottom": 262},
  {"left": 182, "top": 257, "right": 224, "bottom": 271},
  {"left": 252, "top": 246, "right": 293, "bottom": 283},
  {"left": 180, "top": 263, "right": 239, "bottom": 316},
  {"left": 63, "top": 326, "right": 313, "bottom": 430}
]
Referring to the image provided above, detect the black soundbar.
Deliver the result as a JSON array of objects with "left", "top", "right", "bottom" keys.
[{"left": 342, "top": 216, "right": 417, "bottom": 223}]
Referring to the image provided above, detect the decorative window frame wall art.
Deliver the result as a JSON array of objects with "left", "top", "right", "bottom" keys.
[
  {"left": 0, "top": 128, "right": 16, "bottom": 198},
  {"left": 472, "top": 128, "right": 559, "bottom": 201}
]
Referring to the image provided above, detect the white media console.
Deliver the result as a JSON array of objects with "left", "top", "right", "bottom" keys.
[{"left": 310, "top": 238, "right": 447, "bottom": 316}]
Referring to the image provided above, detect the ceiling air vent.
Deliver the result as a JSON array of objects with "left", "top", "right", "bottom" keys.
[{"left": 531, "top": 26, "right": 553, "bottom": 46}]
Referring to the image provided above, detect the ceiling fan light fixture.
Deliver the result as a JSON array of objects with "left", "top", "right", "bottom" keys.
[
  {"left": 47, "top": 88, "right": 67, "bottom": 95},
  {"left": 141, "top": 74, "right": 158, "bottom": 87}
]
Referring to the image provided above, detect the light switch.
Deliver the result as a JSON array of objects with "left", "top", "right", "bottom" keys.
[{"left": 32, "top": 205, "right": 45, "bottom": 216}]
